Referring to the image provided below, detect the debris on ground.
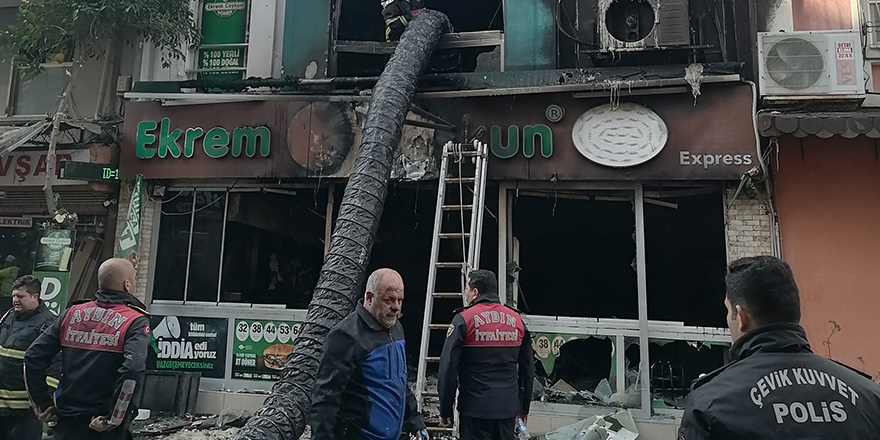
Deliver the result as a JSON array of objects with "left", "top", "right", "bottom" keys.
[
  {"left": 132, "top": 410, "right": 265, "bottom": 440},
  {"left": 538, "top": 409, "right": 639, "bottom": 440}
]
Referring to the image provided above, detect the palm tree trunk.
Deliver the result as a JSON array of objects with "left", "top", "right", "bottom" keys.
[{"left": 231, "top": 10, "right": 452, "bottom": 440}]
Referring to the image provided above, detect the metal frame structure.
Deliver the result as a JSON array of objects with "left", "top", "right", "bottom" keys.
[
  {"left": 415, "top": 140, "right": 489, "bottom": 434},
  {"left": 497, "top": 181, "right": 731, "bottom": 419}
]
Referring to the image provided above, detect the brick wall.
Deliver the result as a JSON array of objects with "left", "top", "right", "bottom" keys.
[
  {"left": 114, "top": 178, "right": 156, "bottom": 303},
  {"left": 724, "top": 186, "right": 775, "bottom": 262}
]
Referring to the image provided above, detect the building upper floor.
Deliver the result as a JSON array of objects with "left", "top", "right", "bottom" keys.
[{"left": 133, "top": 0, "right": 755, "bottom": 95}]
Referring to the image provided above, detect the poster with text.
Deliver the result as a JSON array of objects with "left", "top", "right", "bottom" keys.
[
  {"left": 148, "top": 315, "right": 228, "bottom": 378},
  {"left": 232, "top": 319, "right": 302, "bottom": 381}
]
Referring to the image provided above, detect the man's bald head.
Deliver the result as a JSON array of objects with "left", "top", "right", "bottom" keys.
[
  {"left": 364, "top": 268, "right": 404, "bottom": 329},
  {"left": 98, "top": 258, "right": 136, "bottom": 293}
]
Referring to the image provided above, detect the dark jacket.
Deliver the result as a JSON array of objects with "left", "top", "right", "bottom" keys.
[
  {"left": 679, "top": 323, "right": 880, "bottom": 440},
  {"left": 311, "top": 300, "right": 424, "bottom": 440},
  {"left": 24, "top": 290, "right": 150, "bottom": 428},
  {"left": 0, "top": 303, "right": 61, "bottom": 416},
  {"left": 438, "top": 295, "right": 535, "bottom": 420}
]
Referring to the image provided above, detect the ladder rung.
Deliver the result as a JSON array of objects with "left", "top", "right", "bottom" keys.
[
  {"left": 427, "top": 427, "right": 454, "bottom": 433},
  {"left": 423, "top": 390, "right": 439, "bottom": 397},
  {"left": 429, "top": 324, "right": 450, "bottom": 330},
  {"left": 427, "top": 356, "right": 441, "bottom": 363},
  {"left": 442, "top": 204, "right": 473, "bottom": 211},
  {"left": 439, "top": 232, "right": 470, "bottom": 238},
  {"left": 447, "top": 150, "right": 481, "bottom": 157},
  {"left": 436, "top": 261, "right": 464, "bottom": 268},
  {"left": 446, "top": 177, "right": 476, "bottom": 184},
  {"left": 432, "top": 292, "right": 462, "bottom": 299}
]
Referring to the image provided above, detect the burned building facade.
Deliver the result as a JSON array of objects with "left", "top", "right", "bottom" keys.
[{"left": 112, "top": 0, "right": 822, "bottom": 436}]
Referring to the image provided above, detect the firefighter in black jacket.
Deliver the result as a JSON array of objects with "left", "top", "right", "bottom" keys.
[
  {"left": 24, "top": 258, "right": 150, "bottom": 440},
  {"left": 381, "top": 0, "right": 425, "bottom": 42},
  {"left": 438, "top": 270, "right": 535, "bottom": 440},
  {"left": 679, "top": 256, "right": 880, "bottom": 440},
  {"left": 0, "top": 275, "right": 61, "bottom": 440}
]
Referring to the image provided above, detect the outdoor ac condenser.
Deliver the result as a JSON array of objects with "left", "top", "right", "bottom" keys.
[
  {"left": 597, "top": 0, "right": 690, "bottom": 51},
  {"left": 758, "top": 31, "right": 865, "bottom": 97}
]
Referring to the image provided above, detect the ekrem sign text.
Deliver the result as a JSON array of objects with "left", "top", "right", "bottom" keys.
[{"left": 136, "top": 118, "right": 271, "bottom": 159}]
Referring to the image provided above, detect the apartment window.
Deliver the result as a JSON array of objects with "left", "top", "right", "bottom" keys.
[
  {"left": 0, "top": 7, "right": 69, "bottom": 117},
  {"left": 869, "top": 0, "right": 880, "bottom": 48},
  {"left": 153, "top": 188, "right": 328, "bottom": 308}
]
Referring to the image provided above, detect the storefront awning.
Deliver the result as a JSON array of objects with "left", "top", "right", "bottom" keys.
[
  {"left": 757, "top": 110, "right": 880, "bottom": 138},
  {"left": 0, "top": 120, "right": 52, "bottom": 156}
]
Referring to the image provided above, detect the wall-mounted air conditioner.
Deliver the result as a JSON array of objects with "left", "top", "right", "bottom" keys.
[
  {"left": 598, "top": 0, "right": 690, "bottom": 51},
  {"left": 758, "top": 31, "right": 865, "bottom": 97}
]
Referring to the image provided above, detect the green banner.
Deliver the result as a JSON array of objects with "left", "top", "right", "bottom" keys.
[
  {"left": 35, "top": 229, "right": 75, "bottom": 272},
  {"left": 232, "top": 318, "right": 302, "bottom": 381},
  {"left": 532, "top": 332, "right": 582, "bottom": 375},
  {"left": 199, "top": 0, "right": 248, "bottom": 81},
  {"left": 117, "top": 175, "right": 142, "bottom": 266},
  {"left": 35, "top": 270, "right": 69, "bottom": 316}
]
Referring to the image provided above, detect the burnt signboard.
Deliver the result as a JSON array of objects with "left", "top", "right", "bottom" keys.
[
  {"left": 448, "top": 84, "right": 758, "bottom": 181},
  {"left": 121, "top": 101, "right": 436, "bottom": 180}
]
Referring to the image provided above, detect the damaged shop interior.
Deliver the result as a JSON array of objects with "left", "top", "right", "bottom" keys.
[
  {"left": 502, "top": 183, "right": 732, "bottom": 415},
  {"left": 329, "top": 0, "right": 745, "bottom": 77}
]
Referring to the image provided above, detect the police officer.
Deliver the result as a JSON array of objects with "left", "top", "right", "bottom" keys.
[
  {"left": 24, "top": 258, "right": 150, "bottom": 440},
  {"left": 438, "top": 270, "right": 535, "bottom": 440},
  {"left": 679, "top": 256, "right": 880, "bottom": 439},
  {"left": 0, "top": 275, "right": 60, "bottom": 440}
]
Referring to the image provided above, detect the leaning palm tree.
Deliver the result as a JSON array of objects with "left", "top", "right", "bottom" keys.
[{"left": 232, "top": 10, "right": 452, "bottom": 440}]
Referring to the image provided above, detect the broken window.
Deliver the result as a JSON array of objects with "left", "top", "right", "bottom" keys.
[
  {"left": 331, "top": 0, "right": 504, "bottom": 76},
  {"left": 502, "top": 183, "right": 730, "bottom": 415},
  {"left": 152, "top": 187, "right": 328, "bottom": 308}
]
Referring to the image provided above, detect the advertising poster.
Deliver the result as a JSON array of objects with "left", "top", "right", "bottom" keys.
[
  {"left": 232, "top": 319, "right": 302, "bottom": 381},
  {"left": 148, "top": 315, "right": 228, "bottom": 378},
  {"left": 199, "top": 0, "right": 248, "bottom": 81},
  {"left": 35, "top": 229, "right": 75, "bottom": 271}
]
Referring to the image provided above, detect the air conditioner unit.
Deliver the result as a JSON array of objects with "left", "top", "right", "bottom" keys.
[
  {"left": 598, "top": 0, "right": 690, "bottom": 51},
  {"left": 758, "top": 31, "right": 865, "bottom": 98}
]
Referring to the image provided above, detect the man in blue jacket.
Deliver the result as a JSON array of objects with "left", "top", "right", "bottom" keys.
[{"left": 311, "top": 268, "right": 427, "bottom": 440}]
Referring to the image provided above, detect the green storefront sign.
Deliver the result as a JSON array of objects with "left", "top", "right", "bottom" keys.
[
  {"left": 34, "top": 228, "right": 75, "bottom": 316},
  {"left": 232, "top": 318, "right": 302, "bottom": 381},
  {"left": 135, "top": 119, "right": 271, "bottom": 159},
  {"left": 199, "top": 0, "right": 248, "bottom": 81},
  {"left": 490, "top": 124, "right": 553, "bottom": 159},
  {"left": 35, "top": 271, "right": 69, "bottom": 316}
]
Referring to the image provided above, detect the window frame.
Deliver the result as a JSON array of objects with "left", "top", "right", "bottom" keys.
[
  {"left": 498, "top": 181, "right": 731, "bottom": 418},
  {"left": 151, "top": 185, "right": 333, "bottom": 307},
  {"left": 2, "top": 61, "right": 71, "bottom": 118}
]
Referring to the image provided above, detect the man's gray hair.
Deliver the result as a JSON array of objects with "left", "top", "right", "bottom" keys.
[{"left": 366, "top": 270, "right": 384, "bottom": 296}]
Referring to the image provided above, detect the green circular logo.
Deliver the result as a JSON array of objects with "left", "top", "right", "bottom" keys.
[{"left": 40, "top": 231, "right": 71, "bottom": 251}]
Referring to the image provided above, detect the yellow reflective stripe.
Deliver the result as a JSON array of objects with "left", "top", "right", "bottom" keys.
[
  {"left": 0, "top": 345, "right": 25, "bottom": 360},
  {"left": 0, "top": 389, "right": 28, "bottom": 399},
  {"left": 46, "top": 376, "right": 59, "bottom": 388},
  {"left": 0, "top": 398, "right": 30, "bottom": 409}
]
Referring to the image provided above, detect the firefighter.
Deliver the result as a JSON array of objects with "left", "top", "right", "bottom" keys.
[
  {"left": 0, "top": 275, "right": 60, "bottom": 440},
  {"left": 679, "top": 256, "right": 880, "bottom": 439},
  {"left": 381, "top": 0, "right": 426, "bottom": 42},
  {"left": 24, "top": 258, "right": 150, "bottom": 440},
  {"left": 438, "top": 270, "right": 535, "bottom": 440}
]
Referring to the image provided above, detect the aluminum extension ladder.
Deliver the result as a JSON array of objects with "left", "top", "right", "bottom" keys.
[{"left": 415, "top": 140, "right": 489, "bottom": 437}]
